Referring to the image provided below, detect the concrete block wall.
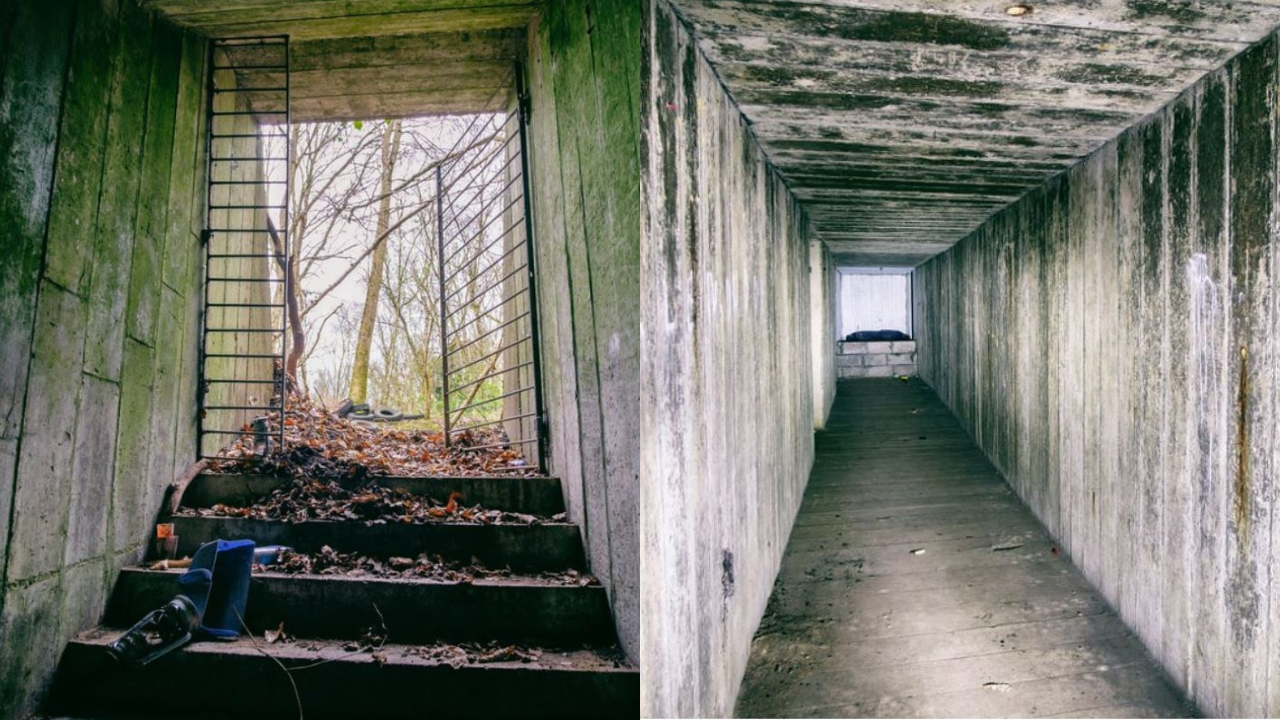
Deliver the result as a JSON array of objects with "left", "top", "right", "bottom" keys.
[
  {"left": 524, "top": 0, "right": 643, "bottom": 665},
  {"left": 0, "top": 0, "right": 209, "bottom": 715},
  {"left": 836, "top": 340, "right": 916, "bottom": 379},
  {"left": 915, "top": 34, "right": 1280, "bottom": 717},
  {"left": 641, "top": 2, "right": 834, "bottom": 716}
]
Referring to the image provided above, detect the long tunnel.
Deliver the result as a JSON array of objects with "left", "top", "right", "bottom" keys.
[{"left": 641, "top": 1, "right": 1280, "bottom": 717}]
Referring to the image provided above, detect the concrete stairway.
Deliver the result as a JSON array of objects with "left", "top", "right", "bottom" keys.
[{"left": 48, "top": 474, "right": 637, "bottom": 718}]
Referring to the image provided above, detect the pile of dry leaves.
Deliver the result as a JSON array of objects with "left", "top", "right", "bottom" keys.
[
  {"left": 406, "top": 641, "right": 544, "bottom": 667},
  {"left": 177, "top": 478, "right": 562, "bottom": 526},
  {"left": 208, "top": 393, "right": 537, "bottom": 478},
  {"left": 261, "top": 546, "right": 595, "bottom": 587}
]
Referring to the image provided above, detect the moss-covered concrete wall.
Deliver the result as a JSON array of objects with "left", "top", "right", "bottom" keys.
[
  {"left": 641, "top": 2, "right": 834, "bottom": 715},
  {"left": 524, "top": 0, "right": 643, "bottom": 665},
  {"left": 915, "top": 33, "right": 1280, "bottom": 718},
  {"left": 0, "top": 0, "right": 208, "bottom": 714}
]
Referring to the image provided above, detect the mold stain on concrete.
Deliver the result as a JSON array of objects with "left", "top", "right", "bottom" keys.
[
  {"left": 1125, "top": 0, "right": 1208, "bottom": 25},
  {"left": 744, "top": 5, "right": 1012, "bottom": 50},
  {"left": 1234, "top": 344, "right": 1249, "bottom": 538},
  {"left": 1187, "top": 254, "right": 1222, "bottom": 482},
  {"left": 1057, "top": 63, "right": 1168, "bottom": 87},
  {"left": 840, "top": 12, "right": 1012, "bottom": 51},
  {"left": 721, "top": 549, "right": 735, "bottom": 599},
  {"left": 860, "top": 75, "right": 1003, "bottom": 98}
]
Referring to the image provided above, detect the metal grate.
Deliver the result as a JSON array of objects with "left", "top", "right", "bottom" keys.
[
  {"left": 436, "top": 65, "right": 546, "bottom": 472},
  {"left": 197, "top": 37, "right": 290, "bottom": 460}
]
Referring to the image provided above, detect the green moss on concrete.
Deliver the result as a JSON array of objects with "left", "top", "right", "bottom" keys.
[
  {"left": 126, "top": 20, "right": 182, "bottom": 347},
  {"left": 0, "top": 1, "right": 206, "bottom": 716},
  {"left": 83, "top": 0, "right": 154, "bottom": 381},
  {"left": 42, "top": 0, "right": 121, "bottom": 295},
  {"left": 527, "top": 0, "right": 642, "bottom": 667}
]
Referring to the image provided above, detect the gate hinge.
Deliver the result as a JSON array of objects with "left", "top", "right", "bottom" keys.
[{"left": 519, "top": 89, "right": 532, "bottom": 124}]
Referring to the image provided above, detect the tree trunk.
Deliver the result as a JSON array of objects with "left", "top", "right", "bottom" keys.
[{"left": 349, "top": 120, "right": 403, "bottom": 404}]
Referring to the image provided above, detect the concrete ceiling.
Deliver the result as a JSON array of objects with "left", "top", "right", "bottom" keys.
[
  {"left": 671, "top": 0, "right": 1280, "bottom": 266},
  {"left": 145, "top": 1, "right": 539, "bottom": 121}
]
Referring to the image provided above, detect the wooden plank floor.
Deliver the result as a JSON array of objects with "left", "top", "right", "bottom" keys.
[{"left": 735, "top": 378, "right": 1196, "bottom": 719}]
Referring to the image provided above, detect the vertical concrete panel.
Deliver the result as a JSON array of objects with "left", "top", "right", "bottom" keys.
[
  {"left": 0, "top": 576, "right": 62, "bottom": 718},
  {"left": 1137, "top": 113, "right": 1167, "bottom": 660},
  {"left": 1095, "top": 143, "right": 1123, "bottom": 604},
  {"left": 125, "top": 19, "right": 181, "bottom": 349},
  {"left": 82, "top": 0, "right": 153, "bottom": 382},
  {"left": 526, "top": 15, "right": 585, "bottom": 558},
  {"left": 64, "top": 375, "right": 120, "bottom": 565},
  {"left": 41, "top": 0, "right": 121, "bottom": 297},
  {"left": 538, "top": 0, "right": 643, "bottom": 658},
  {"left": 1163, "top": 94, "right": 1195, "bottom": 687},
  {"left": 0, "top": 0, "right": 75, "bottom": 588},
  {"left": 1080, "top": 154, "right": 1102, "bottom": 588},
  {"left": 8, "top": 283, "right": 87, "bottom": 582},
  {"left": 1115, "top": 124, "right": 1145, "bottom": 628},
  {"left": 1191, "top": 71, "right": 1230, "bottom": 715},
  {"left": 1047, "top": 176, "right": 1068, "bottom": 540},
  {"left": 548, "top": 7, "right": 610, "bottom": 599},
  {"left": 1061, "top": 163, "right": 1086, "bottom": 563},
  {"left": 1225, "top": 36, "right": 1276, "bottom": 717}
]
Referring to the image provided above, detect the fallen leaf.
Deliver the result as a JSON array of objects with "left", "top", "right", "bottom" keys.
[{"left": 265, "top": 621, "right": 287, "bottom": 644}]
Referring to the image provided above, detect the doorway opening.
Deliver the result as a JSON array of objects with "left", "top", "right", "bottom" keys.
[
  {"left": 836, "top": 267, "right": 918, "bottom": 379},
  {"left": 837, "top": 267, "right": 914, "bottom": 341},
  {"left": 197, "top": 38, "right": 545, "bottom": 477}
]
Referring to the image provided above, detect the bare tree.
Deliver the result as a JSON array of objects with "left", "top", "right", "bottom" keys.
[{"left": 348, "top": 119, "right": 403, "bottom": 403}]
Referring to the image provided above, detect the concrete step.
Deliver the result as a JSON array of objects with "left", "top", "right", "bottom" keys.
[
  {"left": 106, "top": 567, "right": 614, "bottom": 646},
  {"left": 182, "top": 473, "right": 566, "bottom": 516},
  {"left": 51, "top": 628, "right": 638, "bottom": 719},
  {"left": 170, "top": 515, "right": 584, "bottom": 572}
]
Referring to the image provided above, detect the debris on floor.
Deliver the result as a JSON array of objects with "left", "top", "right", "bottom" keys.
[
  {"left": 173, "top": 477, "right": 565, "bottom": 526},
  {"left": 909, "top": 548, "right": 926, "bottom": 556},
  {"left": 207, "top": 393, "right": 537, "bottom": 478},
  {"left": 254, "top": 545, "right": 596, "bottom": 586},
  {"left": 983, "top": 682, "right": 1013, "bottom": 692},
  {"left": 110, "top": 540, "right": 256, "bottom": 667},
  {"left": 404, "top": 641, "right": 627, "bottom": 669},
  {"left": 264, "top": 621, "right": 289, "bottom": 644},
  {"left": 992, "top": 542, "right": 1025, "bottom": 552}
]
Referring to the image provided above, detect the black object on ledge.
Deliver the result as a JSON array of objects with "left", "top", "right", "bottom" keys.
[{"left": 845, "top": 329, "right": 912, "bottom": 342}]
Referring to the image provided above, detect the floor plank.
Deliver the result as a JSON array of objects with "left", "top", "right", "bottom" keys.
[{"left": 735, "top": 378, "right": 1196, "bottom": 718}]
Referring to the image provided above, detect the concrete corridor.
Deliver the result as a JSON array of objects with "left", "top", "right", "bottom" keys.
[{"left": 735, "top": 379, "right": 1195, "bottom": 718}]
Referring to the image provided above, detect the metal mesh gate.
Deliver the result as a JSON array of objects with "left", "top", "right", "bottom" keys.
[
  {"left": 198, "top": 37, "right": 290, "bottom": 460},
  {"left": 436, "top": 68, "right": 546, "bottom": 472},
  {"left": 196, "top": 49, "right": 546, "bottom": 472}
]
